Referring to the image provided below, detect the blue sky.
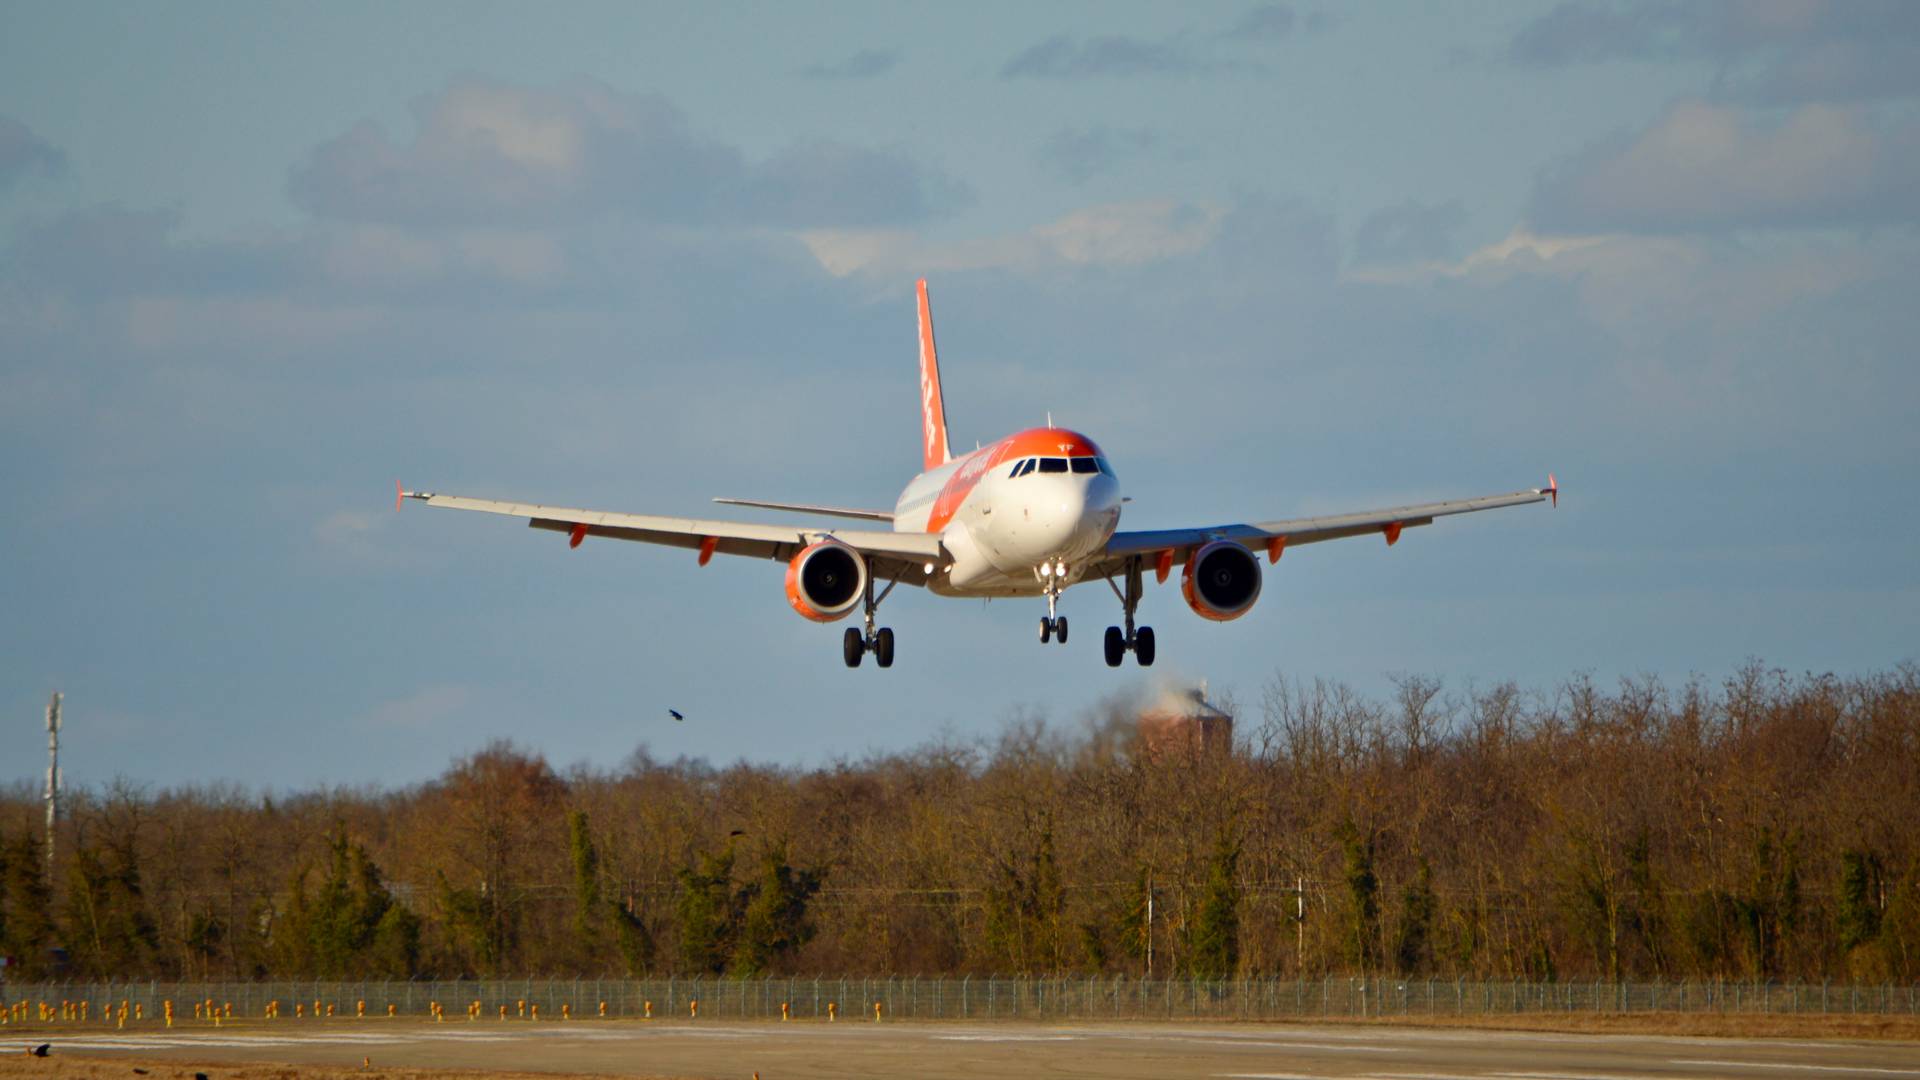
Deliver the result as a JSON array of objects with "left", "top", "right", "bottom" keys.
[{"left": 3, "top": 1, "right": 1917, "bottom": 789}]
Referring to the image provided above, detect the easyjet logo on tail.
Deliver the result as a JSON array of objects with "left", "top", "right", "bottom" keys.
[{"left": 917, "top": 279, "right": 951, "bottom": 472}]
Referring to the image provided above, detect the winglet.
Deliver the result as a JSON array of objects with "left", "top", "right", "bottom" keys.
[
  {"left": 917, "top": 278, "right": 952, "bottom": 472},
  {"left": 1546, "top": 472, "right": 1558, "bottom": 508},
  {"left": 395, "top": 480, "right": 404, "bottom": 512}
]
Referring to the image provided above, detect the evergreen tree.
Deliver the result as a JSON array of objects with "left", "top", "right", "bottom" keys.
[
  {"left": 1838, "top": 849, "right": 1883, "bottom": 953},
  {"left": 612, "top": 896, "right": 656, "bottom": 975},
  {"left": 1393, "top": 859, "right": 1436, "bottom": 975},
  {"left": 1340, "top": 824, "right": 1381, "bottom": 971},
  {"left": 676, "top": 843, "right": 738, "bottom": 975},
  {"left": 569, "top": 810, "right": 603, "bottom": 958},
  {"left": 63, "top": 841, "right": 160, "bottom": 978},
  {"left": 0, "top": 833, "right": 48, "bottom": 976},
  {"left": 434, "top": 869, "right": 499, "bottom": 976},
  {"left": 730, "top": 842, "right": 823, "bottom": 977},
  {"left": 279, "top": 829, "right": 418, "bottom": 978},
  {"left": 1188, "top": 831, "right": 1241, "bottom": 978}
]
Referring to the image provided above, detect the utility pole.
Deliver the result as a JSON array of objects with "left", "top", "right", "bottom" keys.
[
  {"left": 1145, "top": 870, "right": 1154, "bottom": 979},
  {"left": 46, "top": 691, "right": 62, "bottom": 873},
  {"left": 1296, "top": 874, "right": 1305, "bottom": 974}
]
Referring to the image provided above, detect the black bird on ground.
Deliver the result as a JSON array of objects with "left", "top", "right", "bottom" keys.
[{"left": 28, "top": 1044, "right": 49, "bottom": 1057}]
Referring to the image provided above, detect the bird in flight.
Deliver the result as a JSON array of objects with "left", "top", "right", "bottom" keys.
[{"left": 668, "top": 709, "right": 685, "bottom": 721}]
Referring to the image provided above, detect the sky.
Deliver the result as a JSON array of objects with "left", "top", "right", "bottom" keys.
[{"left": 3, "top": 1, "right": 1917, "bottom": 791}]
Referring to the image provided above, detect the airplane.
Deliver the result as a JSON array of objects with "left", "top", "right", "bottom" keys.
[{"left": 399, "top": 280, "right": 1556, "bottom": 670}]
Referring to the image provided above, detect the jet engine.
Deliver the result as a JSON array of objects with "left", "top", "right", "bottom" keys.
[
  {"left": 1181, "top": 540, "right": 1262, "bottom": 622},
  {"left": 784, "top": 540, "right": 868, "bottom": 622}
]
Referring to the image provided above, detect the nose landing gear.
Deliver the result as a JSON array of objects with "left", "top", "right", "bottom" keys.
[
  {"left": 843, "top": 574, "right": 898, "bottom": 669},
  {"left": 1102, "top": 557, "right": 1155, "bottom": 667},
  {"left": 1037, "top": 560, "right": 1069, "bottom": 645}
]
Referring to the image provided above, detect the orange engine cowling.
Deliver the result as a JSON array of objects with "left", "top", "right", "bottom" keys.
[
  {"left": 784, "top": 540, "right": 868, "bottom": 623},
  {"left": 1182, "top": 540, "right": 1262, "bottom": 622}
]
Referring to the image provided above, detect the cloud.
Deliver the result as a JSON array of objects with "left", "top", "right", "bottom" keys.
[
  {"left": 358, "top": 685, "right": 473, "bottom": 730},
  {"left": 0, "top": 115, "right": 65, "bottom": 188},
  {"left": 738, "top": 140, "right": 971, "bottom": 228},
  {"left": 7, "top": 206, "right": 309, "bottom": 301},
  {"left": 1001, "top": 33, "right": 1235, "bottom": 79},
  {"left": 1222, "top": 4, "right": 1296, "bottom": 41},
  {"left": 289, "top": 77, "right": 962, "bottom": 228},
  {"left": 798, "top": 199, "right": 1225, "bottom": 279},
  {"left": 798, "top": 49, "right": 900, "bottom": 80},
  {"left": 1036, "top": 126, "right": 1160, "bottom": 185},
  {"left": 1507, "top": 1, "right": 1683, "bottom": 66},
  {"left": 1724, "top": 39, "right": 1920, "bottom": 106},
  {"left": 1529, "top": 101, "right": 1920, "bottom": 233},
  {"left": 1509, "top": 1, "right": 1920, "bottom": 103},
  {"left": 1353, "top": 199, "right": 1469, "bottom": 263}
]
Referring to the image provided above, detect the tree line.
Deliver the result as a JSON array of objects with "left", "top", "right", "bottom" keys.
[{"left": 2, "top": 662, "right": 1916, "bottom": 984}]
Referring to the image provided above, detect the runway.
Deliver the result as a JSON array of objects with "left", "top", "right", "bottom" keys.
[{"left": 16, "top": 1020, "right": 1920, "bottom": 1079}]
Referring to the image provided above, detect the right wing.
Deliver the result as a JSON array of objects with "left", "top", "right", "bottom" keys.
[
  {"left": 1087, "top": 479, "right": 1556, "bottom": 580},
  {"left": 399, "top": 486, "right": 942, "bottom": 585}
]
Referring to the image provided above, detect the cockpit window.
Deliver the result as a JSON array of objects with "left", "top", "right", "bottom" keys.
[
  {"left": 1096, "top": 457, "right": 1115, "bottom": 476},
  {"left": 1070, "top": 456, "right": 1099, "bottom": 474},
  {"left": 1037, "top": 457, "right": 1069, "bottom": 473}
]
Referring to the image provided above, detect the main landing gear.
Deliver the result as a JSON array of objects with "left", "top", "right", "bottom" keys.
[
  {"left": 1037, "top": 559, "right": 1069, "bottom": 645},
  {"left": 1102, "top": 557, "right": 1155, "bottom": 668},
  {"left": 843, "top": 575, "right": 898, "bottom": 669}
]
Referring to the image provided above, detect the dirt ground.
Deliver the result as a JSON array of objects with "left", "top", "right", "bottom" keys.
[
  {"left": 2, "top": 1013, "right": 1916, "bottom": 1080},
  {"left": 1350, "top": 1009, "right": 1920, "bottom": 1041},
  {"left": 0, "top": 1061, "right": 653, "bottom": 1080}
]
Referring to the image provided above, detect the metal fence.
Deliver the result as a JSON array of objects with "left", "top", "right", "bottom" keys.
[{"left": 5, "top": 977, "right": 1918, "bottom": 1023}]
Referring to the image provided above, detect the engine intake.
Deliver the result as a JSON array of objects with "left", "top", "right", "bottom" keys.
[
  {"left": 785, "top": 540, "right": 867, "bottom": 623},
  {"left": 1182, "top": 540, "right": 1262, "bottom": 622}
]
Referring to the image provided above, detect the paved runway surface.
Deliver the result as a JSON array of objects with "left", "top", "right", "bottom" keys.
[{"left": 20, "top": 1020, "right": 1920, "bottom": 1079}]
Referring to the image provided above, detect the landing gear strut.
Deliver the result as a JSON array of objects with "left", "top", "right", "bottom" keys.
[
  {"left": 1103, "top": 557, "right": 1155, "bottom": 667},
  {"left": 843, "top": 574, "right": 898, "bottom": 669},
  {"left": 1037, "top": 561, "right": 1068, "bottom": 645}
]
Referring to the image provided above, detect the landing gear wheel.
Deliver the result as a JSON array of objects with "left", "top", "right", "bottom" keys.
[
  {"left": 1104, "top": 626, "right": 1125, "bottom": 667},
  {"left": 1134, "top": 626, "right": 1156, "bottom": 667},
  {"left": 843, "top": 627, "right": 865, "bottom": 668},
  {"left": 1039, "top": 617, "right": 1052, "bottom": 644},
  {"left": 874, "top": 627, "right": 895, "bottom": 668},
  {"left": 1054, "top": 616, "right": 1069, "bottom": 644}
]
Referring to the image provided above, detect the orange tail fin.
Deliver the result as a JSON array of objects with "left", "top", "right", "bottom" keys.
[{"left": 917, "top": 278, "right": 952, "bottom": 471}]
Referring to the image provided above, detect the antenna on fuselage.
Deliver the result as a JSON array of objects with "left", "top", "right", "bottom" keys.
[{"left": 1046, "top": 411, "right": 1054, "bottom": 429}]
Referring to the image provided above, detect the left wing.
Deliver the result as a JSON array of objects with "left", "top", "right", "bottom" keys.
[
  {"left": 1086, "top": 478, "right": 1556, "bottom": 581},
  {"left": 399, "top": 485, "right": 944, "bottom": 585}
]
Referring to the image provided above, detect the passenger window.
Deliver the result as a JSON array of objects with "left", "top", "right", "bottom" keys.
[
  {"left": 1038, "top": 458, "right": 1069, "bottom": 473},
  {"left": 1070, "top": 457, "right": 1099, "bottom": 474}
]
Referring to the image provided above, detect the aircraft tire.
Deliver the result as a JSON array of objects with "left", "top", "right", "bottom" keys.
[
  {"left": 1055, "top": 616, "right": 1068, "bottom": 644},
  {"left": 1039, "top": 617, "right": 1052, "bottom": 643},
  {"left": 1104, "top": 626, "right": 1125, "bottom": 667},
  {"left": 843, "top": 627, "right": 865, "bottom": 668},
  {"left": 1135, "top": 626, "right": 1156, "bottom": 667},
  {"left": 874, "top": 627, "right": 895, "bottom": 668}
]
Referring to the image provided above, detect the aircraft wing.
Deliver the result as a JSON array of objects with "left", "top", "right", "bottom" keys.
[
  {"left": 398, "top": 485, "right": 944, "bottom": 585},
  {"left": 1087, "top": 478, "right": 1556, "bottom": 580}
]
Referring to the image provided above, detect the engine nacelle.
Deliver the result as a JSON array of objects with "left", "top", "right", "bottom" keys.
[
  {"left": 1181, "top": 540, "right": 1262, "bottom": 622},
  {"left": 784, "top": 540, "right": 868, "bottom": 623}
]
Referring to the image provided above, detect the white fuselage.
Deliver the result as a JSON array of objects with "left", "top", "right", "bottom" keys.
[{"left": 891, "top": 428, "right": 1123, "bottom": 597}]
